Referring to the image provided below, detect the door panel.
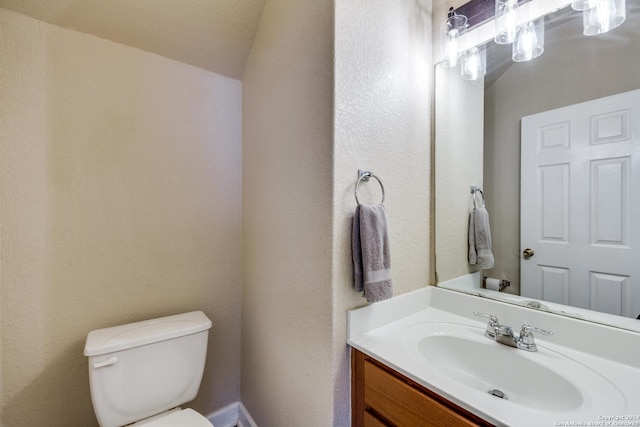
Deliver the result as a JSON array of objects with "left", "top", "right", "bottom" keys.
[{"left": 521, "top": 88, "right": 640, "bottom": 318}]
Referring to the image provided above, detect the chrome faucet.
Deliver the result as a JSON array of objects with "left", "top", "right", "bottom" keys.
[{"left": 474, "top": 312, "right": 553, "bottom": 352}]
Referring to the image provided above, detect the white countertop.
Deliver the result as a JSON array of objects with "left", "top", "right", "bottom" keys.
[{"left": 348, "top": 286, "right": 640, "bottom": 427}]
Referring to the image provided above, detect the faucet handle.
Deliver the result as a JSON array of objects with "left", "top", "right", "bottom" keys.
[
  {"left": 518, "top": 324, "right": 553, "bottom": 351},
  {"left": 474, "top": 312, "right": 500, "bottom": 339},
  {"left": 474, "top": 312, "right": 499, "bottom": 324},
  {"left": 520, "top": 324, "right": 553, "bottom": 338}
]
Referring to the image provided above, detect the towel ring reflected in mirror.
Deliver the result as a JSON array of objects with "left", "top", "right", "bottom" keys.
[
  {"left": 470, "top": 185, "right": 485, "bottom": 209},
  {"left": 355, "top": 170, "right": 385, "bottom": 206}
]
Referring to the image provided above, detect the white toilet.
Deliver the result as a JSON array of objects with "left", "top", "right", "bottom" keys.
[{"left": 84, "top": 311, "right": 214, "bottom": 427}]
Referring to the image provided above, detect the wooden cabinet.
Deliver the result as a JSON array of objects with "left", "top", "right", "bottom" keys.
[{"left": 351, "top": 349, "right": 494, "bottom": 427}]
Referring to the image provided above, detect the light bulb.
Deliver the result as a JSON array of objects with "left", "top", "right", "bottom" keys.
[
  {"left": 444, "top": 28, "right": 460, "bottom": 68},
  {"left": 571, "top": 0, "right": 598, "bottom": 10},
  {"left": 583, "top": 0, "right": 625, "bottom": 35},
  {"left": 513, "top": 20, "right": 544, "bottom": 62},
  {"left": 461, "top": 47, "right": 486, "bottom": 81},
  {"left": 495, "top": 0, "right": 520, "bottom": 44}
]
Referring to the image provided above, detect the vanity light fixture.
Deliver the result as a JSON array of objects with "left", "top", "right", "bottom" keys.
[
  {"left": 443, "top": 7, "right": 469, "bottom": 68},
  {"left": 443, "top": 0, "right": 628, "bottom": 81},
  {"left": 495, "top": 0, "right": 521, "bottom": 44},
  {"left": 461, "top": 46, "right": 486, "bottom": 81},
  {"left": 582, "top": 0, "right": 626, "bottom": 36},
  {"left": 512, "top": 18, "right": 544, "bottom": 62}
]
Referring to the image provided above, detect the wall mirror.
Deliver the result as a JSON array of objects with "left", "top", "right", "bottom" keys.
[{"left": 435, "top": 1, "right": 640, "bottom": 332}]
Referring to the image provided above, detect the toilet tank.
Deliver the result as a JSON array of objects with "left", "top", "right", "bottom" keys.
[{"left": 84, "top": 311, "right": 212, "bottom": 427}]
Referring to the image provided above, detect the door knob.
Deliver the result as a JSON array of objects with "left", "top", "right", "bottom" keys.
[{"left": 523, "top": 248, "right": 535, "bottom": 258}]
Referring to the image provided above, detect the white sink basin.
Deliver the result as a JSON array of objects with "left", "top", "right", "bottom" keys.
[
  {"left": 348, "top": 286, "right": 640, "bottom": 426},
  {"left": 402, "top": 322, "right": 626, "bottom": 412}
]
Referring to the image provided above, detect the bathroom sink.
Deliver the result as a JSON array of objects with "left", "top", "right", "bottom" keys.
[
  {"left": 402, "top": 322, "right": 625, "bottom": 412},
  {"left": 349, "top": 286, "right": 640, "bottom": 426}
]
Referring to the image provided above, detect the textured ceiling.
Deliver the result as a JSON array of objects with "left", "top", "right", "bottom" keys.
[{"left": 0, "top": 0, "right": 266, "bottom": 79}]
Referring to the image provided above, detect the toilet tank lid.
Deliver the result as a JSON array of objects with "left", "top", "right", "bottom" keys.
[{"left": 84, "top": 311, "right": 212, "bottom": 357}]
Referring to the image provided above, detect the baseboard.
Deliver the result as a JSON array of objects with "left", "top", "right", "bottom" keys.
[
  {"left": 206, "top": 401, "right": 257, "bottom": 427},
  {"left": 207, "top": 402, "right": 240, "bottom": 427},
  {"left": 237, "top": 402, "right": 258, "bottom": 427}
]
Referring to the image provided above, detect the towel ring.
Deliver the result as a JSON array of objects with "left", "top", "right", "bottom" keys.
[{"left": 355, "top": 170, "right": 385, "bottom": 205}]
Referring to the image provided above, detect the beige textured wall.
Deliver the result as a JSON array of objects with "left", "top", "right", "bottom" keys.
[
  {"left": 242, "top": 0, "right": 432, "bottom": 425},
  {"left": 333, "top": 0, "right": 432, "bottom": 421},
  {"left": 431, "top": 0, "right": 486, "bottom": 284},
  {"left": 434, "top": 64, "right": 484, "bottom": 283},
  {"left": 0, "top": 9, "right": 242, "bottom": 426},
  {"left": 3, "top": 1, "right": 434, "bottom": 425},
  {"left": 241, "top": 0, "right": 335, "bottom": 425}
]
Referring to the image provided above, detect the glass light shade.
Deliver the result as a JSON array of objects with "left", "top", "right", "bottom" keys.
[
  {"left": 444, "top": 28, "right": 461, "bottom": 68},
  {"left": 461, "top": 47, "right": 486, "bottom": 81},
  {"left": 495, "top": 0, "right": 520, "bottom": 44},
  {"left": 571, "top": 0, "right": 598, "bottom": 10},
  {"left": 512, "top": 19, "right": 544, "bottom": 62},
  {"left": 441, "top": 10, "right": 467, "bottom": 68},
  {"left": 583, "top": 0, "right": 625, "bottom": 36}
]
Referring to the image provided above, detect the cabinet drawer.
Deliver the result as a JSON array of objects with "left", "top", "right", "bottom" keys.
[
  {"left": 363, "top": 410, "right": 388, "bottom": 427},
  {"left": 363, "top": 360, "right": 481, "bottom": 427}
]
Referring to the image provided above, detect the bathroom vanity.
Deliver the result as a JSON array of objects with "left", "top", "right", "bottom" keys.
[
  {"left": 352, "top": 348, "right": 491, "bottom": 426},
  {"left": 348, "top": 285, "right": 640, "bottom": 427}
]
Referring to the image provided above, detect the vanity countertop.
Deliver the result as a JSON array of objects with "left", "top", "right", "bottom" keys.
[{"left": 348, "top": 286, "right": 640, "bottom": 427}]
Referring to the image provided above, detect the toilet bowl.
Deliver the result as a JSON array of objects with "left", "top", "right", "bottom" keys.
[
  {"left": 84, "top": 311, "right": 214, "bottom": 427},
  {"left": 132, "top": 408, "right": 212, "bottom": 426}
]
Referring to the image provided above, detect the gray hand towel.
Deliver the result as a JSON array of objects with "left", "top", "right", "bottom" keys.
[
  {"left": 472, "top": 207, "right": 494, "bottom": 269},
  {"left": 468, "top": 209, "right": 477, "bottom": 264},
  {"left": 352, "top": 204, "right": 393, "bottom": 303},
  {"left": 352, "top": 208, "right": 363, "bottom": 292}
]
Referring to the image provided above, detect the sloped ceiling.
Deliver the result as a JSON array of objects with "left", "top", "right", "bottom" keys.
[{"left": 0, "top": 0, "right": 266, "bottom": 80}]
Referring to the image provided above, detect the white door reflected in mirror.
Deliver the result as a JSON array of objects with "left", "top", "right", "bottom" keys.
[{"left": 520, "top": 89, "right": 640, "bottom": 318}]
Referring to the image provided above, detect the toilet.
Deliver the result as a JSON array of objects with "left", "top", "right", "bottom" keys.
[{"left": 84, "top": 311, "right": 214, "bottom": 427}]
